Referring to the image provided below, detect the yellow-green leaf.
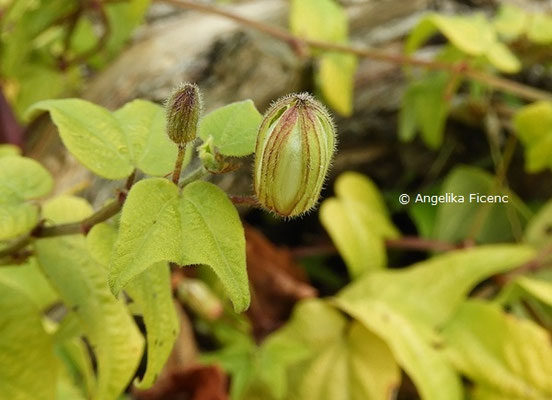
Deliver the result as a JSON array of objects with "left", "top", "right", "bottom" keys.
[
  {"left": 513, "top": 101, "right": 552, "bottom": 172},
  {"left": 493, "top": 4, "right": 529, "bottom": 40},
  {"left": 317, "top": 52, "right": 357, "bottom": 116},
  {"left": 0, "top": 281, "right": 57, "bottom": 400},
  {"left": 109, "top": 178, "right": 249, "bottom": 312},
  {"left": 443, "top": 300, "right": 552, "bottom": 399},
  {"left": 88, "top": 223, "right": 179, "bottom": 389},
  {"left": 320, "top": 172, "right": 399, "bottom": 278},
  {"left": 289, "top": 0, "right": 347, "bottom": 43},
  {"left": 527, "top": 13, "right": 552, "bottom": 44},
  {"left": 36, "top": 197, "right": 144, "bottom": 400},
  {"left": 336, "top": 245, "right": 535, "bottom": 400},
  {"left": 0, "top": 155, "right": 53, "bottom": 240}
]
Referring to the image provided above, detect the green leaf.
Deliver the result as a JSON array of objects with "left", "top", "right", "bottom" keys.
[
  {"left": 320, "top": 172, "right": 399, "bottom": 278},
  {"left": 42, "top": 195, "right": 94, "bottom": 224},
  {"left": 399, "top": 72, "right": 453, "bottom": 149},
  {"left": 0, "top": 155, "right": 53, "bottom": 240},
  {"left": 407, "top": 13, "right": 495, "bottom": 56},
  {"left": 88, "top": 223, "right": 179, "bottom": 389},
  {"left": 513, "top": 101, "right": 552, "bottom": 172},
  {"left": 56, "top": 337, "right": 96, "bottom": 400},
  {"left": 485, "top": 42, "right": 521, "bottom": 74},
  {"left": 269, "top": 299, "right": 400, "bottom": 400},
  {"left": 113, "top": 99, "right": 178, "bottom": 176},
  {"left": 496, "top": 277, "right": 552, "bottom": 308},
  {"left": 317, "top": 52, "right": 357, "bottom": 116},
  {"left": 14, "top": 65, "right": 77, "bottom": 121},
  {"left": 198, "top": 100, "right": 263, "bottom": 157},
  {"left": 86, "top": 223, "right": 119, "bottom": 266},
  {"left": 442, "top": 300, "right": 552, "bottom": 399},
  {"left": 493, "top": 4, "right": 529, "bottom": 40},
  {"left": 289, "top": 0, "right": 347, "bottom": 43},
  {"left": 27, "top": 99, "right": 177, "bottom": 179},
  {"left": 431, "top": 166, "right": 530, "bottom": 243},
  {"left": 406, "top": 13, "right": 520, "bottom": 73},
  {"left": 89, "top": 0, "right": 150, "bottom": 67},
  {"left": 336, "top": 245, "right": 535, "bottom": 400},
  {"left": 36, "top": 197, "right": 144, "bottom": 400},
  {"left": 0, "top": 281, "right": 57, "bottom": 400},
  {"left": 527, "top": 14, "right": 552, "bottom": 44},
  {"left": 109, "top": 178, "right": 249, "bottom": 312},
  {"left": 127, "top": 263, "right": 179, "bottom": 388},
  {"left": 525, "top": 199, "right": 552, "bottom": 250},
  {"left": 0, "top": 257, "right": 58, "bottom": 310}
]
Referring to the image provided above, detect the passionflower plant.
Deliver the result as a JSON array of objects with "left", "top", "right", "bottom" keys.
[
  {"left": 165, "top": 82, "right": 202, "bottom": 145},
  {"left": 254, "top": 93, "right": 336, "bottom": 217}
]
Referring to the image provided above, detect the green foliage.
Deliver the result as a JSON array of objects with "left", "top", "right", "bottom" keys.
[
  {"left": 0, "top": 155, "right": 53, "bottom": 240},
  {"left": 0, "top": 257, "right": 58, "bottom": 310},
  {"left": 87, "top": 223, "right": 179, "bottom": 389},
  {"left": 28, "top": 99, "right": 177, "bottom": 179},
  {"left": 443, "top": 300, "right": 552, "bottom": 399},
  {"left": 199, "top": 100, "right": 263, "bottom": 157},
  {"left": 399, "top": 71, "right": 455, "bottom": 149},
  {"left": 0, "top": 0, "right": 150, "bottom": 120},
  {"left": 289, "top": 0, "right": 356, "bottom": 115},
  {"left": 271, "top": 299, "right": 400, "bottom": 400},
  {"left": 35, "top": 196, "right": 144, "bottom": 400},
  {"left": 428, "top": 166, "right": 529, "bottom": 243},
  {"left": 0, "top": 281, "right": 57, "bottom": 400},
  {"left": 493, "top": 4, "right": 552, "bottom": 44},
  {"left": 320, "top": 172, "right": 399, "bottom": 278},
  {"left": 513, "top": 101, "right": 552, "bottom": 172},
  {"left": 406, "top": 13, "right": 520, "bottom": 73},
  {"left": 335, "top": 245, "right": 534, "bottom": 400},
  {"left": 109, "top": 178, "right": 250, "bottom": 312}
]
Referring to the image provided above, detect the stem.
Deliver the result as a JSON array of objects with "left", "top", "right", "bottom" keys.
[
  {"left": 179, "top": 165, "right": 208, "bottom": 187},
  {"left": 0, "top": 192, "right": 127, "bottom": 261},
  {"left": 291, "top": 236, "right": 458, "bottom": 258},
  {"left": 172, "top": 144, "right": 187, "bottom": 185},
  {"left": 160, "top": 0, "right": 552, "bottom": 102},
  {"left": 229, "top": 195, "right": 259, "bottom": 206}
]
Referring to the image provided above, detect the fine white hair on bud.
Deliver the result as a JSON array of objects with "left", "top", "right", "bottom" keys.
[
  {"left": 253, "top": 93, "right": 336, "bottom": 217},
  {"left": 165, "top": 82, "right": 203, "bottom": 145}
]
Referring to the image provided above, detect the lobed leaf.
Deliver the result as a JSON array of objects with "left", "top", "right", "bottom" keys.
[
  {"left": 270, "top": 299, "right": 400, "bottom": 400},
  {"left": 336, "top": 245, "right": 535, "bottom": 400},
  {"left": 109, "top": 178, "right": 250, "bottom": 312},
  {"left": 442, "top": 300, "right": 552, "bottom": 399},
  {"left": 320, "top": 172, "right": 399, "bottom": 278}
]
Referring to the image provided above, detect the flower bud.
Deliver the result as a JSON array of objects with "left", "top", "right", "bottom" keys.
[
  {"left": 165, "top": 83, "right": 202, "bottom": 145},
  {"left": 254, "top": 93, "right": 336, "bottom": 217}
]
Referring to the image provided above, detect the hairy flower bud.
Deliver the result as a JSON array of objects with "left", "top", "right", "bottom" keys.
[
  {"left": 254, "top": 93, "right": 336, "bottom": 217},
  {"left": 166, "top": 83, "right": 202, "bottom": 145}
]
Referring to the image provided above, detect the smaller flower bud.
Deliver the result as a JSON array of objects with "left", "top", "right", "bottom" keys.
[
  {"left": 254, "top": 93, "right": 336, "bottom": 217},
  {"left": 165, "top": 83, "right": 202, "bottom": 145}
]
